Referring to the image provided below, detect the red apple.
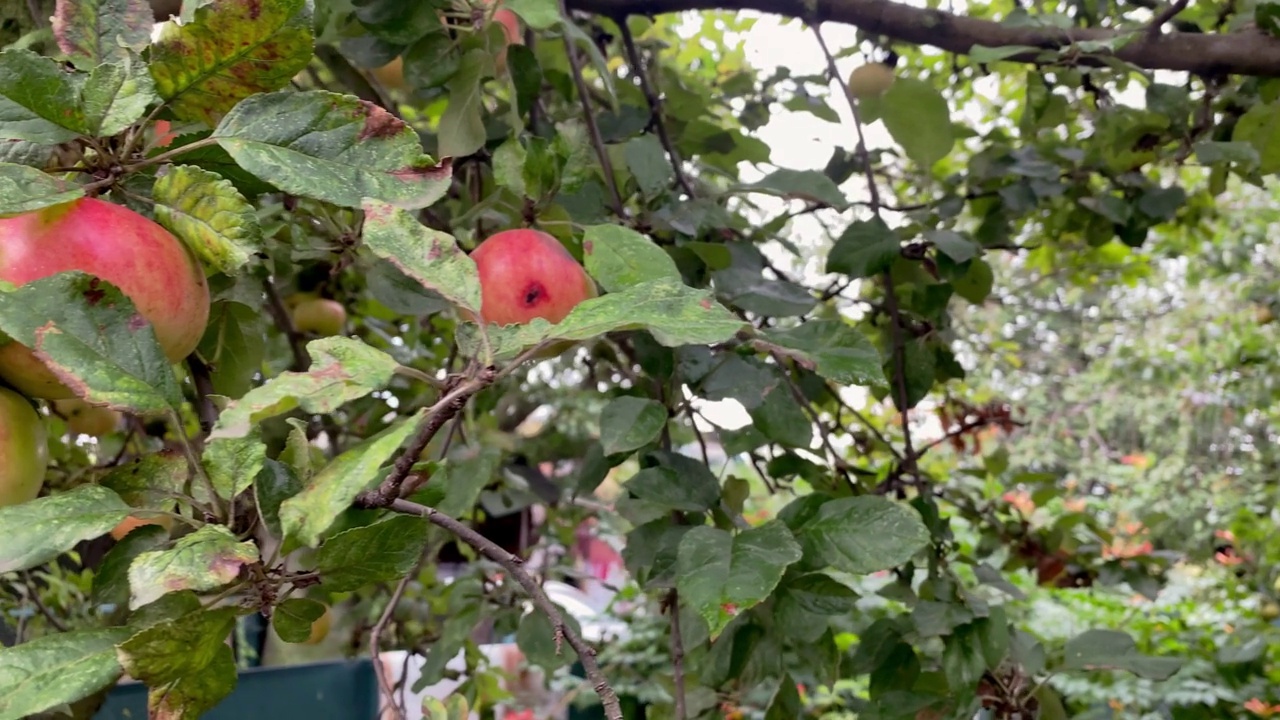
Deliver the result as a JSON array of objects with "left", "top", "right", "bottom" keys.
[
  {"left": 291, "top": 297, "right": 347, "bottom": 336},
  {"left": 469, "top": 228, "right": 596, "bottom": 326},
  {"left": 0, "top": 198, "right": 211, "bottom": 399},
  {"left": 53, "top": 398, "right": 122, "bottom": 438},
  {"left": 0, "top": 385, "right": 48, "bottom": 507}
]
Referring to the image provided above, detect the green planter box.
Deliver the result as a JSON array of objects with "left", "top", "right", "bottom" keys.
[{"left": 93, "top": 659, "right": 378, "bottom": 720}]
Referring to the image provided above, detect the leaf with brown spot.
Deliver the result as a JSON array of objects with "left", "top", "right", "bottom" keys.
[
  {"left": 148, "top": 0, "right": 314, "bottom": 125},
  {"left": 53, "top": 0, "right": 153, "bottom": 69},
  {"left": 117, "top": 606, "right": 238, "bottom": 720},
  {"left": 360, "top": 200, "right": 482, "bottom": 313},
  {"left": 126, "top": 525, "right": 259, "bottom": 609},
  {"left": 212, "top": 90, "right": 452, "bottom": 210},
  {"left": 209, "top": 336, "right": 400, "bottom": 439}
]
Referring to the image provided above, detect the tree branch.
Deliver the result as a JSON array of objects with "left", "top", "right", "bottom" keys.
[
  {"left": 386, "top": 498, "right": 625, "bottom": 720},
  {"left": 569, "top": 0, "right": 1280, "bottom": 76},
  {"left": 558, "top": 0, "right": 627, "bottom": 216},
  {"left": 616, "top": 18, "right": 696, "bottom": 198}
]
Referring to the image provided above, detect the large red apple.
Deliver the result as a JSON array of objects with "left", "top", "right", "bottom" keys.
[
  {"left": 0, "top": 385, "right": 48, "bottom": 507},
  {"left": 469, "top": 228, "right": 596, "bottom": 326},
  {"left": 0, "top": 198, "right": 211, "bottom": 399}
]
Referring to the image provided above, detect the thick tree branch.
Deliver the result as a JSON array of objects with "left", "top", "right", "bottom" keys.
[
  {"left": 570, "top": 0, "right": 1280, "bottom": 76},
  {"left": 386, "top": 498, "right": 625, "bottom": 720}
]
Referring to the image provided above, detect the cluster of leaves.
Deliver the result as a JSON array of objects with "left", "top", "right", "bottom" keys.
[{"left": 4, "top": 0, "right": 1280, "bottom": 718}]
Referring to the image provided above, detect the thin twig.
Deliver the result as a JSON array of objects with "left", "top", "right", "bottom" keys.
[
  {"left": 1148, "top": 0, "right": 1190, "bottom": 36},
  {"left": 387, "top": 498, "right": 625, "bottom": 720},
  {"left": 371, "top": 573, "right": 415, "bottom": 720},
  {"left": 557, "top": 0, "right": 626, "bottom": 217},
  {"left": 355, "top": 370, "right": 497, "bottom": 508},
  {"left": 23, "top": 572, "right": 66, "bottom": 632},
  {"left": 186, "top": 354, "right": 219, "bottom": 439},
  {"left": 262, "top": 279, "right": 311, "bottom": 371},
  {"left": 616, "top": 18, "right": 695, "bottom": 197},
  {"left": 666, "top": 590, "right": 687, "bottom": 720}
]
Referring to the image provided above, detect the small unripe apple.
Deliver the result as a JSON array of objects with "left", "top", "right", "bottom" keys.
[
  {"left": 53, "top": 398, "right": 122, "bottom": 438},
  {"left": 847, "top": 63, "right": 895, "bottom": 100},
  {"left": 0, "top": 386, "right": 48, "bottom": 507},
  {"left": 468, "top": 229, "right": 597, "bottom": 326},
  {"left": 290, "top": 297, "right": 346, "bottom": 336},
  {"left": 109, "top": 513, "right": 175, "bottom": 541},
  {"left": 304, "top": 606, "right": 333, "bottom": 645},
  {"left": 370, "top": 56, "right": 406, "bottom": 91},
  {"left": 0, "top": 198, "right": 211, "bottom": 399}
]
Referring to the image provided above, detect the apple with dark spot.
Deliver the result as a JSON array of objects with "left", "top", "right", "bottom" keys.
[
  {"left": 468, "top": 228, "right": 596, "bottom": 326},
  {"left": 0, "top": 385, "right": 48, "bottom": 508},
  {"left": 0, "top": 198, "right": 211, "bottom": 399}
]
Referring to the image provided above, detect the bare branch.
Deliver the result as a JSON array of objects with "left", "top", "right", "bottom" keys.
[
  {"left": 1148, "top": 0, "right": 1191, "bottom": 36},
  {"left": 386, "top": 498, "right": 625, "bottom": 720},
  {"left": 570, "top": 0, "right": 1280, "bottom": 77},
  {"left": 616, "top": 18, "right": 696, "bottom": 198},
  {"left": 371, "top": 573, "right": 416, "bottom": 720},
  {"left": 666, "top": 590, "right": 687, "bottom": 720}
]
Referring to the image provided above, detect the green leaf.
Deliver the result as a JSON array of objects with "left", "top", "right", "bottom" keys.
[
  {"left": 503, "top": 0, "right": 560, "bottom": 29},
  {"left": 927, "top": 229, "right": 979, "bottom": 263},
  {"left": 0, "top": 139, "right": 53, "bottom": 167},
  {"left": 92, "top": 523, "right": 170, "bottom": 608},
  {"left": 889, "top": 338, "right": 935, "bottom": 410},
  {"left": 212, "top": 90, "right": 452, "bottom": 210},
  {"left": 1233, "top": 100, "right": 1280, "bottom": 174},
  {"left": 437, "top": 49, "right": 489, "bottom": 159},
  {"left": 0, "top": 49, "right": 89, "bottom": 137},
  {"left": 195, "top": 301, "right": 267, "bottom": 400},
  {"left": 968, "top": 44, "right": 1039, "bottom": 63},
  {"left": 0, "top": 627, "right": 131, "bottom": 719},
  {"left": 737, "top": 168, "right": 847, "bottom": 208},
  {"left": 625, "top": 466, "right": 718, "bottom": 513},
  {"left": 766, "top": 319, "right": 884, "bottom": 387},
  {"left": 80, "top": 56, "right": 158, "bottom": 136},
  {"left": 99, "top": 449, "right": 188, "bottom": 509},
  {"left": 492, "top": 137, "right": 527, "bottom": 196},
  {"left": 0, "top": 162, "right": 84, "bottom": 214},
  {"left": 1062, "top": 629, "right": 1183, "bottom": 680},
  {"left": 826, "top": 217, "right": 900, "bottom": 278},
  {"left": 676, "top": 521, "right": 803, "bottom": 638},
  {"left": 433, "top": 445, "right": 503, "bottom": 518},
  {"left": 516, "top": 610, "right": 580, "bottom": 671},
  {"left": 766, "top": 673, "right": 803, "bottom": 720},
  {"left": 53, "top": 0, "right": 152, "bottom": 68},
  {"left": 599, "top": 396, "right": 667, "bottom": 456},
  {"left": 210, "top": 336, "right": 401, "bottom": 439},
  {"left": 254, "top": 459, "right": 303, "bottom": 538},
  {"left": 201, "top": 431, "right": 266, "bottom": 501},
  {"left": 582, "top": 224, "right": 682, "bottom": 292},
  {"left": 880, "top": 78, "right": 955, "bottom": 168},
  {"left": 127, "top": 525, "right": 260, "bottom": 609},
  {"left": 315, "top": 515, "right": 430, "bottom": 591},
  {"left": 625, "top": 134, "right": 675, "bottom": 198},
  {"left": 148, "top": 0, "right": 314, "bottom": 125},
  {"left": 749, "top": 383, "right": 813, "bottom": 448},
  {"left": 460, "top": 278, "right": 746, "bottom": 361},
  {"left": 0, "top": 273, "right": 184, "bottom": 413},
  {"left": 952, "top": 258, "right": 994, "bottom": 304},
  {"left": 360, "top": 200, "right": 482, "bottom": 313},
  {"left": 278, "top": 410, "right": 425, "bottom": 548},
  {"left": 774, "top": 572, "right": 859, "bottom": 643},
  {"left": 117, "top": 607, "right": 239, "bottom": 720},
  {"left": 152, "top": 165, "right": 261, "bottom": 276},
  {"left": 273, "top": 598, "right": 326, "bottom": 643},
  {"left": 0, "top": 484, "right": 131, "bottom": 573},
  {"left": 797, "top": 496, "right": 930, "bottom": 574}
]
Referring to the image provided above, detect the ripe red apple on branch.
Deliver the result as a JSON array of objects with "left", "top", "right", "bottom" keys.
[
  {"left": 0, "top": 198, "right": 212, "bottom": 399},
  {"left": 0, "top": 385, "right": 48, "bottom": 508},
  {"left": 468, "top": 228, "right": 597, "bottom": 326}
]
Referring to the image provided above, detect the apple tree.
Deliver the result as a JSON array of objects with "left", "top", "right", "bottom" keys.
[{"left": 0, "top": 0, "right": 1278, "bottom": 717}]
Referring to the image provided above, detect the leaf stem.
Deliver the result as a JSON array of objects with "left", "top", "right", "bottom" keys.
[{"left": 557, "top": 0, "right": 626, "bottom": 217}]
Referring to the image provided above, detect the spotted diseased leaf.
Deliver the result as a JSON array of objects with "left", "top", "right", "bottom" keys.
[
  {"left": 315, "top": 515, "right": 430, "bottom": 591},
  {"left": 53, "top": 0, "right": 153, "bottom": 68},
  {"left": 360, "top": 201, "right": 482, "bottom": 313},
  {"left": 201, "top": 431, "right": 266, "bottom": 501},
  {"left": 458, "top": 279, "right": 746, "bottom": 362},
  {"left": 210, "top": 337, "right": 401, "bottom": 440},
  {"left": 676, "top": 521, "right": 803, "bottom": 638},
  {"left": 0, "top": 627, "right": 132, "bottom": 719},
  {"left": 0, "top": 162, "right": 85, "bottom": 214},
  {"left": 796, "top": 496, "right": 930, "bottom": 575},
  {"left": 582, "top": 224, "right": 681, "bottom": 293},
  {"left": 99, "top": 449, "right": 188, "bottom": 510},
  {"left": 0, "top": 273, "right": 184, "bottom": 413},
  {"left": 126, "top": 525, "right": 259, "bottom": 609},
  {"left": 0, "top": 484, "right": 131, "bottom": 573},
  {"left": 80, "top": 56, "right": 158, "bottom": 137},
  {"left": 92, "top": 523, "right": 171, "bottom": 608},
  {"left": 279, "top": 410, "right": 426, "bottom": 548},
  {"left": 148, "top": 0, "right": 314, "bottom": 125},
  {"left": 117, "top": 607, "right": 239, "bottom": 720},
  {"left": 153, "top": 165, "right": 261, "bottom": 276},
  {"left": 212, "top": 91, "right": 453, "bottom": 210}
]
